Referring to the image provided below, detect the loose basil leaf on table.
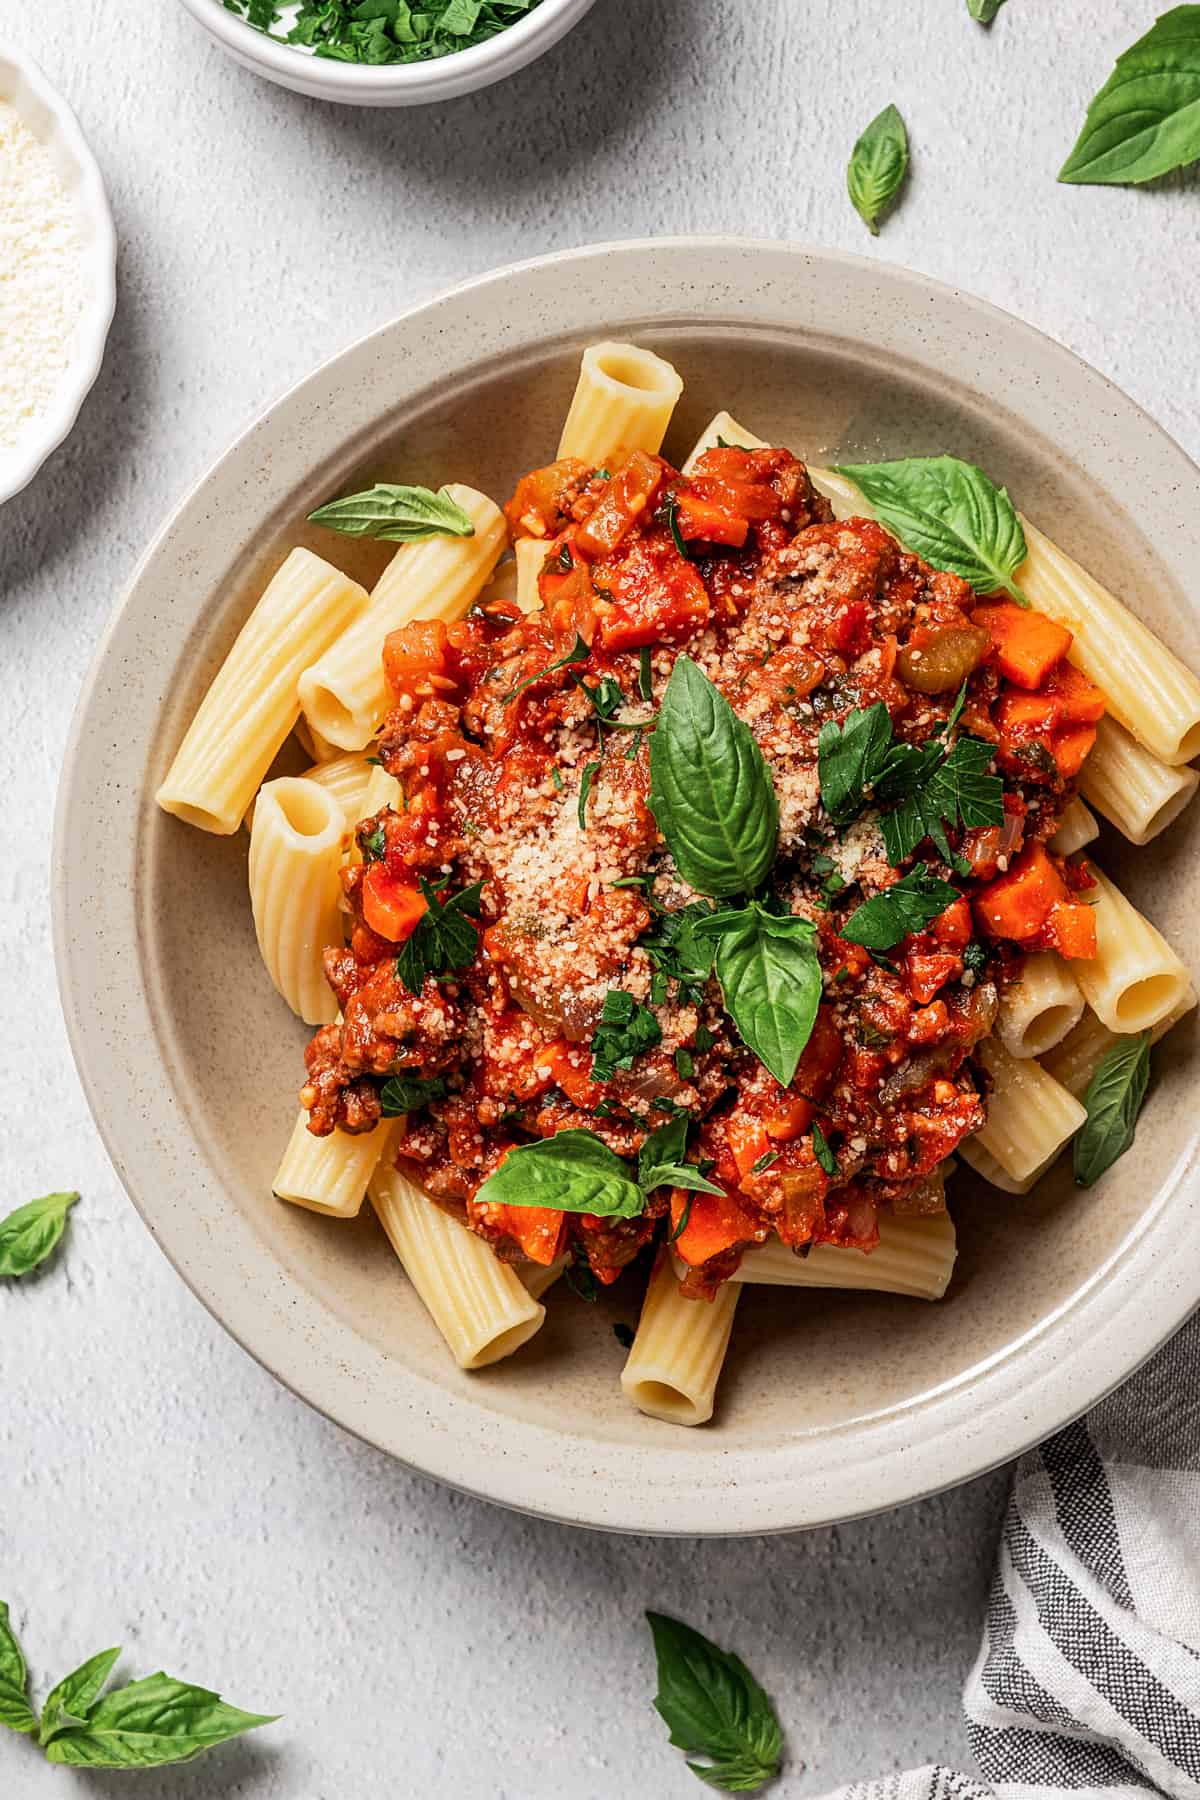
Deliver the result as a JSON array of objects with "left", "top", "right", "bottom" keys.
[
  {"left": 0, "top": 1602, "right": 37, "bottom": 1736},
  {"left": 841, "top": 865, "right": 961, "bottom": 951},
  {"left": 967, "top": 0, "right": 1007, "bottom": 21},
  {"left": 696, "top": 904, "right": 823, "bottom": 1088},
  {"left": 646, "top": 1610, "right": 784, "bottom": 1793},
  {"left": 476, "top": 1130, "right": 647, "bottom": 1219},
  {"left": 1074, "top": 1031, "right": 1152, "bottom": 1187},
  {"left": 39, "top": 1649, "right": 122, "bottom": 1746},
  {"left": 42, "top": 1672, "right": 278, "bottom": 1769},
  {"left": 0, "top": 1191, "right": 80, "bottom": 1279},
  {"left": 307, "top": 482, "right": 475, "bottom": 542},
  {"left": 638, "top": 1118, "right": 724, "bottom": 1198},
  {"left": 1059, "top": 8, "right": 1200, "bottom": 187},
  {"left": 649, "top": 655, "right": 779, "bottom": 899},
  {"left": 834, "top": 455, "right": 1030, "bottom": 606},
  {"left": 846, "top": 103, "right": 910, "bottom": 236}
]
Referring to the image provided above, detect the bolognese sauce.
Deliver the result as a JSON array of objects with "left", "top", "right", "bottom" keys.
[{"left": 298, "top": 444, "right": 1102, "bottom": 1297}]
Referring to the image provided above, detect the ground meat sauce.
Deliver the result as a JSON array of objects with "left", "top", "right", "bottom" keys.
[{"left": 299, "top": 446, "right": 1102, "bottom": 1297}]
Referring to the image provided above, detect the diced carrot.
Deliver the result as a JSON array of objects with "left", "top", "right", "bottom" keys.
[
  {"left": 996, "top": 689, "right": 1061, "bottom": 736},
  {"left": 671, "top": 1188, "right": 760, "bottom": 1267},
  {"left": 1042, "top": 899, "right": 1098, "bottom": 961},
  {"left": 382, "top": 618, "right": 454, "bottom": 702},
  {"left": 1052, "top": 723, "right": 1098, "bottom": 779},
  {"left": 728, "top": 1116, "right": 772, "bottom": 1180},
  {"left": 361, "top": 865, "right": 428, "bottom": 944},
  {"left": 932, "top": 897, "right": 973, "bottom": 950},
  {"left": 765, "top": 1095, "right": 814, "bottom": 1143},
  {"left": 675, "top": 493, "right": 749, "bottom": 547},
  {"left": 491, "top": 1202, "right": 564, "bottom": 1266},
  {"left": 1044, "top": 662, "right": 1105, "bottom": 725},
  {"left": 974, "top": 844, "right": 1069, "bottom": 942},
  {"left": 907, "top": 951, "right": 961, "bottom": 1006},
  {"left": 974, "top": 603, "right": 1073, "bottom": 689},
  {"left": 533, "top": 1040, "right": 603, "bottom": 1110}
]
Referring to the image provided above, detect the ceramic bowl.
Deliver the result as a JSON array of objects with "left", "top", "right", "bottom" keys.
[
  {"left": 0, "top": 45, "right": 117, "bottom": 506},
  {"left": 54, "top": 240, "right": 1200, "bottom": 1534},
  {"left": 175, "top": 0, "right": 598, "bottom": 106}
]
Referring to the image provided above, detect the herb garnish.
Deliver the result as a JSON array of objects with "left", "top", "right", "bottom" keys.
[
  {"left": 967, "top": 0, "right": 1007, "bottom": 18},
  {"left": 591, "top": 991, "right": 663, "bottom": 1083},
  {"left": 0, "top": 1600, "right": 275, "bottom": 1770},
  {"left": 501, "top": 631, "right": 590, "bottom": 705},
  {"left": 380, "top": 1073, "right": 450, "bottom": 1117},
  {"left": 613, "top": 1321, "right": 636, "bottom": 1349},
  {"left": 811, "top": 1121, "right": 838, "bottom": 1177},
  {"left": 847, "top": 103, "right": 910, "bottom": 235},
  {"left": 695, "top": 905, "right": 823, "bottom": 1088},
  {"left": 646, "top": 1611, "right": 783, "bottom": 1793},
  {"left": 637, "top": 1118, "right": 724, "bottom": 1199},
  {"left": 841, "top": 865, "right": 960, "bottom": 950},
  {"left": 1074, "top": 1031, "right": 1152, "bottom": 1187},
  {"left": 1059, "top": 9, "right": 1200, "bottom": 187},
  {"left": 227, "top": 0, "right": 546, "bottom": 65},
  {"left": 0, "top": 1193, "right": 80, "bottom": 1280},
  {"left": 395, "top": 878, "right": 483, "bottom": 994},
  {"left": 835, "top": 455, "right": 1030, "bottom": 605},
  {"left": 308, "top": 482, "right": 474, "bottom": 542},
  {"left": 642, "top": 901, "right": 717, "bottom": 1007},
  {"left": 359, "top": 822, "right": 387, "bottom": 863},
  {"left": 639, "top": 647, "right": 654, "bottom": 701},
  {"left": 475, "top": 1119, "right": 719, "bottom": 1220}
]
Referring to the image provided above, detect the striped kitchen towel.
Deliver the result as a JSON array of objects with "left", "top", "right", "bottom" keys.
[{"left": 822, "top": 1310, "right": 1200, "bottom": 1800}]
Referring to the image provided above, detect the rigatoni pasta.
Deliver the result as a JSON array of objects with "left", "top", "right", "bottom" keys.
[
  {"left": 1068, "top": 861, "right": 1190, "bottom": 1033},
  {"left": 1079, "top": 713, "right": 1199, "bottom": 844},
  {"left": 621, "top": 1254, "right": 740, "bottom": 1427},
  {"left": 156, "top": 549, "right": 369, "bottom": 835},
  {"left": 557, "top": 341, "right": 684, "bottom": 466},
  {"left": 249, "top": 777, "right": 346, "bottom": 1024},
  {"left": 274, "top": 1110, "right": 400, "bottom": 1219},
  {"left": 965, "top": 1040, "right": 1087, "bottom": 1188},
  {"left": 996, "top": 952, "right": 1084, "bottom": 1060},
  {"left": 734, "top": 1213, "right": 956, "bottom": 1300}
]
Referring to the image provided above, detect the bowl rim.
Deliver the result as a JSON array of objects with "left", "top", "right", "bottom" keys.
[
  {"left": 174, "top": 0, "right": 598, "bottom": 101},
  {"left": 0, "top": 43, "right": 117, "bottom": 506},
  {"left": 54, "top": 237, "right": 1200, "bottom": 1535}
]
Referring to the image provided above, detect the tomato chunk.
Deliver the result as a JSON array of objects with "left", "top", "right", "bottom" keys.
[
  {"left": 383, "top": 618, "right": 455, "bottom": 703},
  {"left": 490, "top": 1202, "right": 565, "bottom": 1266},
  {"left": 592, "top": 534, "right": 710, "bottom": 650},
  {"left": 974, "top": 603, "right": 1073, "bottom": 688},
  {"left": 974, "top": 844, "right": 1068, "bottom": 942},
  {"left": 361, "top": 865, "right": 428, "bottom": 943},
  {"left": 671, "top": 1188, "right": 760, "bottom": 1267},
  {"left": 675, "top": 493, "right": 749, "bottom": 547}
]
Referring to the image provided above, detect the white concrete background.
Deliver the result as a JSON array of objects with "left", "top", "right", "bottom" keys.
[{"left": 1, "top": 1, "right": 1195, "bottom": 1794}]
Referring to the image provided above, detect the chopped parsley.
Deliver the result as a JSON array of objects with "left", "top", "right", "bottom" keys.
[
  {"left": 811, "top": 1121, "right": 838, "bottom": 1176},
  {"left": 841, "top": 864, "right": 960, "bottom": 951},
  {"left": 359, "top": 822, "right": 387, "bottom": 863},
  {"left": 591, "top": 990, "right": 662, "bottom": 1083},
  {"left": 639, "top": 646, "right": 653, "bottom": 701},
  {"left": 224, "top": 0, "right": 548, "bottom": 64},
  {"left": 395, "top": 877, "right": 483, "bottom": 994},
  {"left": 962, "top": 940, "right": 989, "bottom": 975},
  {"left": 380, "top": 1072, "right": 449, "bottom": 1116},
  {"left": 640, "top": 902, "right": 716, "bottom": 1006}
]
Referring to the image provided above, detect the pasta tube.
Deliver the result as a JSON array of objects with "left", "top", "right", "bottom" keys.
[
  {"left": 248, "top": 777, "right": 346, "bottom": 1025},
  {"left": 273, "top": 1111, "right": 400, "bottom": 1219},
  {"left": 157, "top": 549, "right": 369, "bottom": 835},
  {"left": 1048, "top": 797, "right": 1099, "bottom": 856},
  {"left": 301, "top": 751, "right": 376, "bottom": 828},
  {"left": 1042, "top": 990, "right": 1196, "bottom": 1101},
  {"left": 369, "top": 1166, "right": 545, "bottom": 1370},
  {"left": 968, "top": 1039, "right": 1086, "bottom": 1187},
  {"left": 1068, "top": 861, "right": 1190, "bottom": 1033},
  {"left": 996, "top": 952, "right": 1084, "bottom": 1060},
  {"left": 517, "top": 1256, "right": 567, "bottom": 1301},
  {"left": 557, "top": 342, "right": 684, "bottom": 467},
  {"left": 514, "top": 537, "right": 548, "bottom": 615},
  {"left": 956, "top": 1137, "right": 1056, "bottom": 1197},
  {"left": 298, "top": 485, "right": 505, "bottom": 752},
  {"left": 1079, "top": 714, "right": 1199, "bottom": 845},
  {"left": 294, "top": 713, "right": 344, "bottom": 764},
  {"left": 682, "top": 411, "right": 766, "bottom": 474},
  {"left": 620, "top": 1254, "right": 740, "bottom": 1427},
  {"left": 733, "top": 1213, "right": 956, "bottom": 1300}
]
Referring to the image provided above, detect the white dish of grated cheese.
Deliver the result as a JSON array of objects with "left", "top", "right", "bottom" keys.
[{"left": 0, "top": 45, "right": 116, "bottom": 505}]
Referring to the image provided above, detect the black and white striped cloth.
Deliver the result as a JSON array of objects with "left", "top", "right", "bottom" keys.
[{"left": 823, "top": 1312, "right": 1200, "bottom": 1800}]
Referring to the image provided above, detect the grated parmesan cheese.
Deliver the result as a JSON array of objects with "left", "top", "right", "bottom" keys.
[{"left": 0, "top": 102, "right": 87, "bottom": 454}]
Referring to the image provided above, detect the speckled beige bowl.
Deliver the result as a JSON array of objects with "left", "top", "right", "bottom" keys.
[{"left": 55, "top": 240, "right": 1200, "bottom": 1534}]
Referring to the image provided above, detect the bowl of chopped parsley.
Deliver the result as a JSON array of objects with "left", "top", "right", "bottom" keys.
[{"left": 178, "top": 0, "right": 598, "bottom": 104}]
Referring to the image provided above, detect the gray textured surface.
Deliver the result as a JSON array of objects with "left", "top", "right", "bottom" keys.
[{"left": 1, "top": 1, "right": 1195, "bottom": 1793}]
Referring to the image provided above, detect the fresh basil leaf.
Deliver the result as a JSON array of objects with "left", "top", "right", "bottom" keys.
[
  {"left": 638, "top": 1119, "right": 724, "bottom": 1198},
  {"left": 475, "top": 1130, "right": 645, "bottom": 1219},
  {"left": 879, "top": 733, "right": 1003, "bottom": 868},
  {"left": 1074, "top": 1031, "right": 1152, "bottom": 1187},
  {"left": 0, "top": 1191, "right": 80, "bottom": 1279},
  {"left": 811, "top": 1121, "right": 838, "bottom": 1177},
  {"left": 1059, "top": 8, "right": 1200, "bottom": 186},
  {"left": 658, "top": 495, "right": 692, "bottom": 560},
  {"left": 834, "top": 455, "right": 1030, "bottom": 605},
  {"left": 841, "top": 864, "right": 960, "bottom": 950},
  {"left": 39, "top": 1648, "right": 121, "bottom": 1746},
  {"left": 967, "top": 0, "right": 1006, "bottom": 20},
  {"left": 750, "top": 1151, "right": 779, "bottom": 1175},
  {"left": 646, "top": 1611, "right": 783, "bottom": 1794},
  {"left": 696, "top": 904, "right": 822, "bottom": 1087},
  {"left": 649, "top": 657, "right": 779, "bottom": 899},
  {"left": 591, "top": 990, "right": 663, "bottom": 1083},
  {"left": 847, "top": 103, "right": 910, "bottom": 235},
  {"left": 639, "top": 647, "right": 654, "bottom": 702},
  {"left": 564, "top": 1251, "right": 600, "bottom": 1302},
  {"left": 380, "top": 1073, "right": 449, "bottom": 1117},
  {"left": 395, "top": 879, "right": 483, "bottom": 995},
  {"left": 308, "top": 482, "right": 474, "bottom": 543},
  {"left": 501, "top": 631, "right": 590, "bottom": 705},
  {"left": 0, "top": 1602, "right": 37, "bottom": 1735},
  {"left": 42, "top": 1672, "right": 277, "bottom": 1769}
]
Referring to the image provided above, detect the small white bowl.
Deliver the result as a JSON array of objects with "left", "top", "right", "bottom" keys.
[
  {"left": 0, "top": 47, "right": 116, "bottom": 507},
  {"left": 176, "top": 0, "right": 598, "bottom": 106}
]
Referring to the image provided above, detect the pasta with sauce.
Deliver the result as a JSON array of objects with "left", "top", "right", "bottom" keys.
[{"left": 157, "top": 343, "right": 1198, "bottom": 1425}]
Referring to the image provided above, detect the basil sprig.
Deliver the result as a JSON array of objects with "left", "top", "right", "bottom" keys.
[
  {"left": 967, "top": 0, "right": 1007, "bottom": 20},
  {"left": 308, "top": 482, "right": 474, "bottom": 543},
  {"left": 847, "top": 103, "right": 910, "bottom": 235},
  {"left": 841, "top": 864, "right": 960, "bottom": 950},
  {"left": 0, "top": 1192, "right": 79, "bottom": 1279},
  {"left": 0, "top": 1602, "right": 276, "bottom": 1770},
  {"left": 476, "top": 1121, "right": 721, "bottom": 1220},
  {"left": 646, "top": 1611, "right": 783, "bottom": 1793},
  {"left": 696, "top": 906, "right": 822, "bottom": 1088},
  {"left": 1074, "top": 1031, "right": 1152, "bottom": 1187},
  {"left": 834, "top": 456, "right": 1030, "bottom": 606},
  {"left": 649, "top": 656, "right": 778, "bottom": 899},
  {"left": 1059, "top": 9, "right": 1200, "bottom": 187}
]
